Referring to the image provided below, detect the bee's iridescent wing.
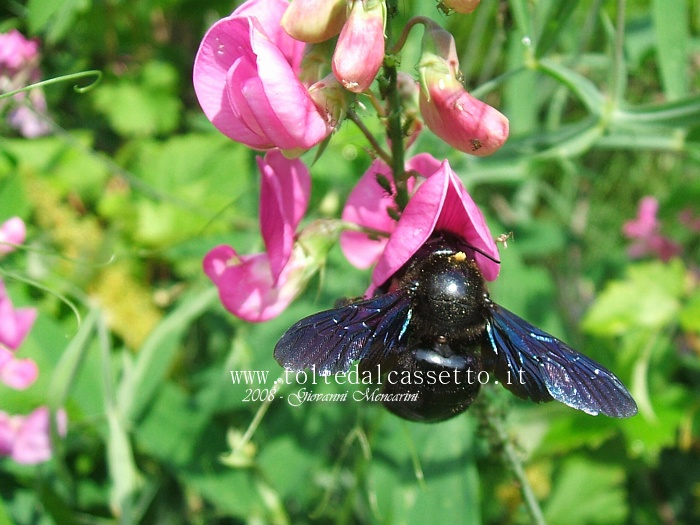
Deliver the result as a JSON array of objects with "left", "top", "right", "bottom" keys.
[
  {"left": 274, "top": 290, "right": 412, "bottom": 375},
  {"left": 484, "top": 301, "right": 637, "bottom": 418}
]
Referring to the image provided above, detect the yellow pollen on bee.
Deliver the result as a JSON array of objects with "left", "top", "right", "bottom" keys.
[{"left": 453, "top": 252, "right": 467, "bottom": 262}]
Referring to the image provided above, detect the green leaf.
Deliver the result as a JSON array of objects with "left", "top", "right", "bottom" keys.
[
  {"left": 651, "top": 0, "right": 689, "bottom": 100},
  {"left": 544, "top": 456, "right": 628, "bottom": 525},
  {"left": 116, "top": 287, "right": 218, "bottom": 422},
  {"left": 583, "top": 259, "right": 686, "bottom": 335},
  {"left": 92, "top": 62, "right": 182, "bottom": 138},
  {"left": 26, "top": 0, "right": 91, "bottom": 43},
  {"left": 535, "top": 0, "right": 582, "bottom": 59},
  {"left": 614, "top": 95, "right": 700, "bottom": 128},
  {"left": 679, "top": 288, "right": 700, "bottom": 333}
]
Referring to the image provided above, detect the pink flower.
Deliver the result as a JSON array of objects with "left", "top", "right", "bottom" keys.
[
  {"left": 204, "top": 151, "right": 311, "bottom": 322},
  {"left": 0, "top": 30, "right": 51, "bottom": 138},
  {"left": 0, "top": 217, "right": 26, "bottom": 255},
  {"left": 282, "top": 0, "right": 348, "bottom": 43},
  {"left": 440, "top": 0, "right": 481, "bottom": 14},
  {"left": 0, "top": 280, "right": 37, "bottom": 351},
  {"left": 0, "top": 30, "right": 39, "bottom": 73},
  {"left": 341, "top": 154, "right": 500, "bottom": 291},
  {"left": 623, "top": 196, "right": 681, "bottom": 261},
  {"left": 193, "top": 0, "right": 334, "bottom": 155},
  {"left": 0, "top": 347, "right": 37, "bottom": 389},
  {"left": 418, "top": 23, "right": 508, "bottom": 156},
  {"left": 340, "top": 154, "right": 438, "bottom": 269},
  {"left": 0, "top": 407, "right": 67, "bottom": 465},
  {"left": 332, "top": 0, "right": 386, "bottom": 93}
]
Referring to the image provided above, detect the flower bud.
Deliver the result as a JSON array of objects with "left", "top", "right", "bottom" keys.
[
  {"left": 418, "top": 24, "right": 508, "bottom": 156},
  {"left": 332, "top": 0, "right": 386, "bottom": 93},
  {"left": 440, "top": 0, "right": 481, "bottom": 14},
  {"left": 282, "top": 0, "right": 348, "bottom": 43},
  {"left": 308, "top": 73, "right": 350, "bottom": 128}
]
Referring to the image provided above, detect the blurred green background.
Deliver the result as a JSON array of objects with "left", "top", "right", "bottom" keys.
[{"left": 1, "top": 0, "right": 699, "bottom": 523}]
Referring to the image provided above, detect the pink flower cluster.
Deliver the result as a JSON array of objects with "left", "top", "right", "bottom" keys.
[
  {"left": 0, "top": 217, "right": 65, "bottom": 464},
  {"left": 622, "top": 197, "right": 681, "bottom": 261},
  {"left": 340, "top": 153, "right": 499, "bottom": 293},
  {"left": 0, "top": 29, "right": 51, "bottom": 138},
  {"left": 193, "top": 0, "right": 508, "bottom": 156},
  {"left": 195, "top": 0, "right": 506, "bottom": 322}
]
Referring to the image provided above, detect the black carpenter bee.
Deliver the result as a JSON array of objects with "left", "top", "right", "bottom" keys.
[{"left": 274, "top": 232, "right": 638, "bottom": 422}]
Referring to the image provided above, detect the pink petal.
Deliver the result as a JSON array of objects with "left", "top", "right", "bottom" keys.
[
  {"left": 233, "top": 0, "right": 305, "bottom": 65},
  {"left": 258, "top": 151, "right": 311, "bottom": 281},
  {"left": 340, "top": 160, "right": 398, "bottom": 269},
  {"left": 623, "top": 196, "right": 659, "bottom": 239},
  {"left": 248, "top": 29, "right": 332, "bottom": 150},
  {"left": 0, "top": 30, "right": 40, "bottom": 72},
  {"left": 0, "top": 347, "right": 38, "bottom": 389},
  {"left": 12, "top": 407, "right": 52, "bottom": 464},
  {"left": 193, "top": 9, "right": 331, "bottom": 153},
  {"left": 203, "top": 245, "right": 305, "bottom": 322},
  {"left": 0, "top": 217, "right": 26, "bottom": 255},
  {"left": 0, "top": 281, "right": 37, "bottom": 351},
  {"left": 332, "top": 0, "right": 385, "bottom": 93},
  {"left": 340, "top": 155, "right": 437, "bottom": 270},
  {"left": 420, "top": 83, "right": 509, "bottom": 156},
  {"left": 0, "top": 411, "right": 17, "bottom": 456},
  {"left": 194, "top": 17, "right": 275, "bottom": 148},
  {"left": 372, "top": 160, "right": 499, "bottom": 288}
]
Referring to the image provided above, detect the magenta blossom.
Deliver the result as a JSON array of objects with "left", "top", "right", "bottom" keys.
[
  {"left": 0, "top": 217, "right": 26, "bottom": 255},
  {"left": 193, "top": 0, "right": 334, "bottom": 155},
  {"left": 0, "top": 29, "right": 39, "bottom": 72},
  {"left": 0, "top": 30, "right": 51, "bottom": 138},
  {"left": 0, "top": 407, "right": 67, "bottom": 465},
  {"left": 0, "top": 347, "right": 38, "bottom": 390},
  {"left": 341, "top": 154, "right": 500, "bottom": 291},
  {"left": 0, "top": 280, "right": 37, "bottom": 351},
  {"left": 340, "top": 154, "right": 438, "bottom": 269},
  {"left": 623, "top": 196, "right": 681, "bottom": 261},
  {"left": 204, "top": 150, "right": 311, "bottom": 322},
  {"left": 418, "top": 23, "right": 508, "bottom": 156},
  {"left": 332, "top": 0, "right": 386, "bottom": 93}
]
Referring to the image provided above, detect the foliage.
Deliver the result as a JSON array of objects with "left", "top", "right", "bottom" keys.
[{"left": 1, "top": 0, "right": 700, "bottom": 524}]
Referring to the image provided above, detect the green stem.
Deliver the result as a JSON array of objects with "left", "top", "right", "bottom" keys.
[
  {"left": 347, "top": 109, "right": 392, "bottom": 164},
  {"left": 475, "top": 392, "right": 547, "bottom": 525},
  {"left": 383, "top": 0, "right": 408, "bottom": 211}
]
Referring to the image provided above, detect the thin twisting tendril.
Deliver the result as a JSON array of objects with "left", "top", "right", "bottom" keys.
[{"left": 0, "top": 70, "right": 103, "bottom": 100}]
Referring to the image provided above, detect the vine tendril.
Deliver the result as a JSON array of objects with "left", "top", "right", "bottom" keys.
[{"left": 0, "top": 69, "right": 102, "bottom": 100}]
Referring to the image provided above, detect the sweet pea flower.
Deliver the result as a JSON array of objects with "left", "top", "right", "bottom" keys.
[
  {"left": 282, "top": 0, "right": 348, "bottom": 43},
  {"left": 0, "top": 347, "right": 38, "bottom": 390},
  {"left": 340, "top": 154, "right": 439, "bottom": 269},
  {"left": 0, "top": 217, "right": 26, "bottom": 255},
  {"left": 623, "top": 196, "right": 681, "bottom": 261},
  {"left": 0, "top": 30, "right": 51, "bottom": 138},
  {"left": 341, "top": 154, "right": 499, "bottom": 291},
  {"left": 204, "top": 151, "right": 315, "bottom": 322},
  {"left": 193, "top": 0, "right": 334, "bottom": 155},
  {"left": 0, "top": 280, "right": 37, "bottom": 351},
  {"left": 332, "top": 0, "right": 386, "bottom": 93},
  {"left": 0, "top": 407, "right": 67, "bottom": 465},
  {"left": 418, "top": 23, "right": 508, "bottom": 156},
  {"left": 440, "top": 0, "right": 481, "bottom": 14}
]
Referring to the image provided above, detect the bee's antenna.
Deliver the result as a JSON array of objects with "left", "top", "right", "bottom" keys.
[{"left": 467, "top": 245, "right": 501, "bottom": 265}]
